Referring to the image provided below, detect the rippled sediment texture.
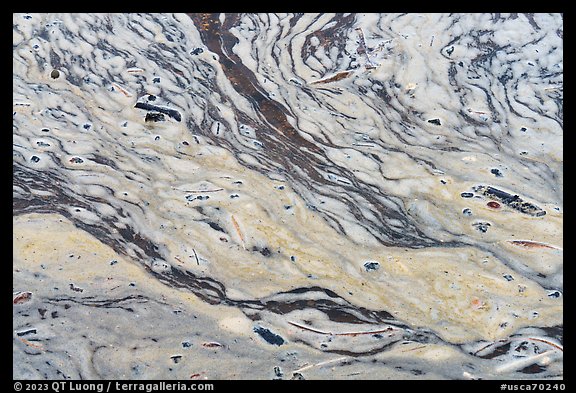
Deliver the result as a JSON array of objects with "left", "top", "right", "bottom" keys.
[{"left": 13, "top": 13, "right": 563, "bottom": 379}]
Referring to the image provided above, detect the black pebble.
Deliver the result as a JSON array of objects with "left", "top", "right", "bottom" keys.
[
  {"left": 460, "top": 192, "right": 474, "bottom": 198},
  {"left": 30, "top": 155, "right": 40, "bottom": 163},
  {"left": 503, "top": 274, "right": 514, "bottom": 282},
  {"left": 148, "top": 95, "right": 157, "bottom": 101},
  {"left": 207, "top": 221, "right": 225, "bottom": 233},
  {"left": 253, "top": 326, "right": 285, "bottom": 346},
  {"left": 152, "top": 77, "right": 160, "bottom": 83},
  {"left": 427, "top": 118, "right": 442, "bottom": 126},
  {"left": 490, "top": 168, "right": 503, "bottom": 177},
  {"left": 38, "top": 308, "right": 47, "bottom": 319},
  {"left": 182, "top": 341, "right": 192, "bottom": 348}
]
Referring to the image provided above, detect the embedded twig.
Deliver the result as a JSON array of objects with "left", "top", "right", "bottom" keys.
[
  {"left": 231, "top": 215, "right": 245, "bottom": 250},
  {"left": 111, "top": 82, "right": 133, "bottom": 97},
  {"left": 288, "top": 320, "right": 396, "bottom": 337},
  {"left": 183, "top": 188, "right": 224, "bottom": 193},
  {"left": 293, "top": 356, "right": 350, "bottom": 374},
  {"left": 18, "top": 337, "right": 44, "bottom": 350},
  {"left": 494, "top": 350, "right": 558, "bottom": 374},
  {"left": 192, "top": 248, "right": 200, "bottom": 265},
  {"left": 515, "top": 336, "right": 563, "bottom": 352},
  {"left": 507, "top": 240, "right": 561, "bottom": 251},
  {"left": 310, "top": 71, "right": 353, "bottom": 85}
]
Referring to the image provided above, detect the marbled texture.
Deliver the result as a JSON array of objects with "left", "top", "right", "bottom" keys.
[{"left": 13, "top": 13, "right": 562, "bottom": 379}]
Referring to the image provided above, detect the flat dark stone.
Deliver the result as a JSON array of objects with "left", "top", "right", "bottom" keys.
[{"left": 253, "top": 326, "right": 285, "bottom": 346}]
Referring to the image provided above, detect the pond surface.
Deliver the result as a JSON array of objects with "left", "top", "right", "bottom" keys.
[{"left": 13, "top": 13, "right": 562, "bottom": 379}]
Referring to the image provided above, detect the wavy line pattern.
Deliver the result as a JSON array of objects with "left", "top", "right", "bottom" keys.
[{"left": 13, "top": 13, "right": 562, "bottom": 379}]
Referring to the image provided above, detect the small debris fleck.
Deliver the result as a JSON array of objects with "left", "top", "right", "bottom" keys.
[
  {"left": 472, "top": 222, "right": 491, "bottom": 233},
  {"left": 427, "top": 118, "right": 442, "bottom": 126},
  {"left": 503, "top": 274, "right": 514, "bottom": 282},
  {"left": 38, "top": 308, "right": 47, "bottom": 319},
  {"left": 460, "top": 192, "right": 473, "bottom": 198},
  {"left": 364, "top": 261, "right": 380, "bottom": 272},
  {"left": 30, "top": 155, "right": 40, "bottom": 163},
  {"left": 490, "top": 168, "right": 503, "bottom": 177},
  {"left": 13, "top": 292, "right": 33, "bottom": 305},
  {"left": 202, "top": 341, "right": 223, "bottom": 348},
  {"left": 273, "top": 366, "right": 283, "bottom": 379},
  {"left": 145, "top": 113, "right": 165, "bottom": 122},
  {"left": 69, "top": 283, "right": 84, "bottom": 292},
  {"left": 462, "top": 208, "right": 472, "bottom": 216}
]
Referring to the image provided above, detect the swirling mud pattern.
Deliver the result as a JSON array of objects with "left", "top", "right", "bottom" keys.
[{"left": 13, "top": 13, "right": 562, "bottom": 380}]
